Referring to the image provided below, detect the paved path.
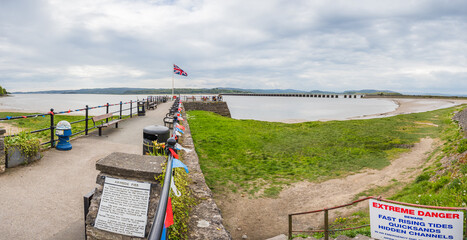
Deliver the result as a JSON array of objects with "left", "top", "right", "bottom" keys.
[{"left": 0, "top": 102, "right": 171, "bottom": 240}]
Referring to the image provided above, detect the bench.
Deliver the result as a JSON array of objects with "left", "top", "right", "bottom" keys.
[
  {"left": 148, "top": 102, "right": 157, "bottom": 110},
  {"left": 163, "top": 116, "right": 174, "bottom": 128},
  {"left": 92, "top": 113, "right": 123, "bottom": 136}
]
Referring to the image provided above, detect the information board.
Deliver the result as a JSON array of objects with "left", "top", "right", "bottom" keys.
[
  {"left": 94, "top": 177, "right": 151, "bottom": 237},
  {"left": 369, "top": 199, "right": 463, "bottom": 240}
]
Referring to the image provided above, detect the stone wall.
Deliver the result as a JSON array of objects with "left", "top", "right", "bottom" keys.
[
  {"left": 453, "top": 107, "right": 467, "bottom": 136},
  {"left": 183, "top": 101, "right": 231, "bottom": 118},
  {"left": 0, "top": 128, "right": 5, "bottom": 173},
  {"left": 85, "top": 152, "right": 165, "bottom": 240}
]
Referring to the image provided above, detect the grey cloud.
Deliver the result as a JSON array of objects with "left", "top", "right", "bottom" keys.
[{"left": 0, "top": 0, "right": 466, "bottom": 94}]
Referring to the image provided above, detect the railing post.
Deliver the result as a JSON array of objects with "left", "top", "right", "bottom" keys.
[
  {"left": 85, "top": 105, "right": 89, "bottom": 135},
  {"left": 324, "top": 209, "right": 329, "bottom": 240},
  {"left": 288, "top": 214, "right": 292, "bottom": 240},
  {"left": 119, "top": 101, "right": 122, "bottom": 119},
  {"left": 50, "top": 108, "right": 55, "bottom": 148},
  {"left": 106, "top": 103, "right": 109, "bottom": 123},
  {"left": 130, "top": 100, "right": 132, "bottom": 118}
]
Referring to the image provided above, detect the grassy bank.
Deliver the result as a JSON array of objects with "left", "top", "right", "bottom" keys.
[
  {"left": 306, "top": 104, "right": 467, "bottom": 238},
  {"left": 187, "top": 105, "right": 465, "bottom": 196}
]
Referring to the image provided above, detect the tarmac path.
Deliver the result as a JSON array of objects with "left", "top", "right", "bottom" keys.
[{"left": 0, "top": 102, "right": 171, "bottom": 240}]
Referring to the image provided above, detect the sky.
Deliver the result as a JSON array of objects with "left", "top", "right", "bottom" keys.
[{"left": 1, "top": 0, "right": 466, "bottom": 94}]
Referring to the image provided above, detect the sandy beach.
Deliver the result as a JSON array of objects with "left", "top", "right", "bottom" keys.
[
  {"left": 349, "top": 98, "right": 467, "bottom": 120},
  {"left": 279, "top": 98, "right": 467, "bottom": 123}
]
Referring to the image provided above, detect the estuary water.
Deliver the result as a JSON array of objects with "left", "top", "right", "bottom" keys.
[
  {"left": 0, "top": 94, "right": 398, "bottom": 121},
  {"left": 222, "top": 95, "right": 397, "bottom": 122},
  {"left": 0, "top": 94, "right": 151, "bottom": 116}
]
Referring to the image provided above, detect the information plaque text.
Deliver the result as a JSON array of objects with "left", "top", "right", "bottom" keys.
[{"left": 94, "top": 177, "right": 151, "bottom": 237}]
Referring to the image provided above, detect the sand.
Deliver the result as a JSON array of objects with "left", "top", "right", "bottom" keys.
[
  {"left": 278, "top": 98, "right": 467, "bottom": 123},
  {"left": 349, "top": 98, "right": 467, "bottom": 120}
]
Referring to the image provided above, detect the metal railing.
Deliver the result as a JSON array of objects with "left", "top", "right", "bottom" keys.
[
  {"left": 182, "top": 95, "right": 224, "bottom": 102},
  {"left": 288, "top": 196, "right": 467, "bottom": 240},
  {"left": 148, "top": 98, "right": 182, "bottom": 240},
  {"left": 148, "top": 138, "right": 176, "bottom": 240},
  {"left": 1, "top": 96, "right": 168, "bottom": 147}
]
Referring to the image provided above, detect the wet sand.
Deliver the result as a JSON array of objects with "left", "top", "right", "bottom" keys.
[{"left": 279, "top": 98, "right": 467, "bottom": 123}]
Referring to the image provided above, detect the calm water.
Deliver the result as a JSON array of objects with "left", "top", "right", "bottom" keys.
[
  {"left": 0, "top": 94, "right": 397, "bottom": 121},
  {"left": 0, "top": 94, "right": 153, "bottom": 116},
  {"left": 223, "top": 95, "right": 397, "bottom": 121}
]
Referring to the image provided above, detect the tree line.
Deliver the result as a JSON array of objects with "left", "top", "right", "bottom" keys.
[{"left": 0, "top": 85, "right": 7, "bottom": 96}]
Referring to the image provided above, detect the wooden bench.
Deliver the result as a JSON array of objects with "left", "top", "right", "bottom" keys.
[
  {"left": 148, "top": 102, "right": 157, "bottom": 110},
  {"left": 163, "top": 116, "right": 174, "bottom": 128},
  {"left": 92, "top": 113, "right": 123, "bottom": 136}
]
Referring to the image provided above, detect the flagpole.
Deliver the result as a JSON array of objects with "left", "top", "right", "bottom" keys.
[{"left": 172, "top": 71, "right": 174, "bottom": 99}]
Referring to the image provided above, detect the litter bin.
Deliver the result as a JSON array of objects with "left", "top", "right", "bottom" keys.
[
  {"left": 56, "top": 120, "right": 72, "bottom": 151},
  {"left": 143, "top": 125, "right": 170, "bottom": 155},
  {"left": 138, "top": 101, "right": 146, "bottom": 116}
]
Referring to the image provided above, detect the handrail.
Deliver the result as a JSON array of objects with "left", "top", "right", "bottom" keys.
[
  {"left": 288, "top": 196, "right": 467, "bottom": 239},
  {"left": 148, "top": 97, "right": 181, "bottom": 240},
  {"left": 148, "top": 138, "right": 176, "bottom": 240}
]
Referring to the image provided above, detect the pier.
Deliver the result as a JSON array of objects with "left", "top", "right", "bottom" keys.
[
  {"left": 220, "top": 93, "right": 364, "bottom": 98},
  {"left": 0, "top": 103, "right": 171, "bottom": 239}
]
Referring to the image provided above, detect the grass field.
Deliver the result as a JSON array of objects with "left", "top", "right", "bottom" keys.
[{"left": 187, "top": 105, "right": 465, "bottom": 196}]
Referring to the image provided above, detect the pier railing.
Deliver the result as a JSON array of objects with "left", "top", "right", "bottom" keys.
[
  {"left": 182, "top": 95, "right": 224, "bottom": 102},
  {"left": 0, "top": 96, "right": 168, "bottom": 147},
  {"left": 148, "top": 98, "right": 182, "bottom": 240}
]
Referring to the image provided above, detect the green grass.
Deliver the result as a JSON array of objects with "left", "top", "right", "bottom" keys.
[
  {"left": 292, "top": 104, "right": 467, "bottom": 239},
  {"left": 187, "top": 105, "right": 465, "bottom": 196},
  {"left": 388, "top": 105, "right": 467, "bottom": 207},
  {"left": 0, "top": 112, "right": 128, "bottom": 145}
]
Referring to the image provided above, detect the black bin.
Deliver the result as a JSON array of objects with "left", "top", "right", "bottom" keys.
[
  {"left": 138, "top": 101, "right": 146, "bottom": 116},
  {"left": 143, "top": 125, "right": 170, "bottom": 155}
]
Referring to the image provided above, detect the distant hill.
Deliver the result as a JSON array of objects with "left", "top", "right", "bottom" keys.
[
  {"left": 344, "top": 89, "right": 402, "bottom": 95},
  {"left": 14, "top": 87, "right": 251, "bottom": 95},
  {"left": 13, "top": 87, "right": 401, "bottom": 95}
]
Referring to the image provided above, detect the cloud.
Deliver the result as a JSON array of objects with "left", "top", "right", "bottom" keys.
[{"left": 0, "top": 0, "right": 466, "bottom": 94}]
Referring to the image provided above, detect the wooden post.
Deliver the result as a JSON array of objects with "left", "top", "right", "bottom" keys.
[{"left": 288, "top": 214, "right": 292, "bottom": 239}]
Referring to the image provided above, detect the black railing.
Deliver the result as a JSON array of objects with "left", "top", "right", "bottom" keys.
[
  {"left": 1, "top": 96, "right": 168, "bottom": 147},
  {"left": 148, "top": 138, "right": 176, "bottom": 240},
  {"left": 148, "top": 98, "right": 182, "bottom": 240}
]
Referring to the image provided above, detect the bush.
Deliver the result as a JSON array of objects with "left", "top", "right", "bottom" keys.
[{"left": 5, "top": 132, "right": 41, "bottom": 159}]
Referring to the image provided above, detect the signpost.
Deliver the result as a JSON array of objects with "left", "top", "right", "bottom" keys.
[
  {"left": 370, "top": 199, "right": 464, "bottom": 240},
  {"left": 94, "top": 177, "right": 151, "bottom": 238}
]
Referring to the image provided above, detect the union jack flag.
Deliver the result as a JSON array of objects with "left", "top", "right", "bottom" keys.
[{"left": 173, "top": 64, "right": 188, "bottom": 76}]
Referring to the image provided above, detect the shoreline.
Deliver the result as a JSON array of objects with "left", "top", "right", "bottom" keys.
[
  {"left": 277, "top": 98, "right": 467, "bottom": 123},
  {"left": 3, "top": 98, "right": 467, "bottom": 125},
  {"left": 347, "top": 98, "right": 467, "bottom": 120}
]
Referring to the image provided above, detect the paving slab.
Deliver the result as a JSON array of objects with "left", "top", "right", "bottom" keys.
[{"left": 0, "top": 102, "right": 171, "bottom": 240}]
